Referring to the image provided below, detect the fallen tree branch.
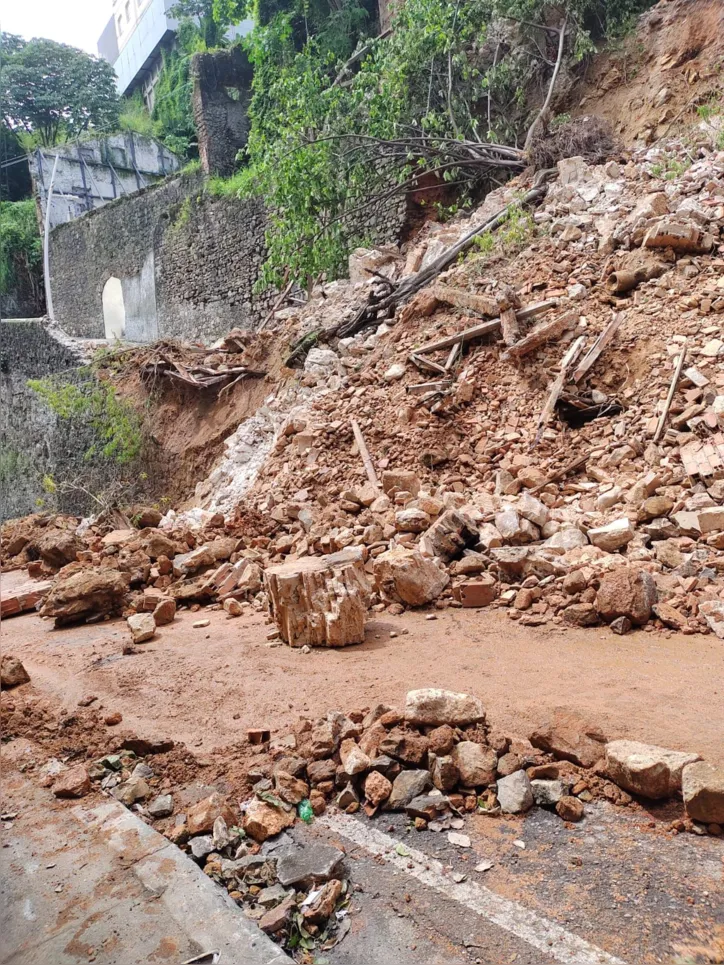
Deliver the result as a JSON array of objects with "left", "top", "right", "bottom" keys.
[{"left": 524, "top": 15, "right": 568, "bottom": 152}]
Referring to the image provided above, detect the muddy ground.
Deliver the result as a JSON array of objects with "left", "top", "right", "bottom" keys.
[{"left": 4, "top": 606, "right": 723, "bottom": 765}]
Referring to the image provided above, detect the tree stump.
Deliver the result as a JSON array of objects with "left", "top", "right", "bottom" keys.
[{"left": 265, "top": 547, "right": 370, "bottom": 647}]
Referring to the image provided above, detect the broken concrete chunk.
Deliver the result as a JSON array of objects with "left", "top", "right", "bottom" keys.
[
  {"left": 405, "top": 688, "right": 485, "bottom": 727},
  {"left": 373, "top": 546, "right": 448, "bottom": 606},
  {"left": 148, "top": 794, "right": 174, "bottom": 818},
  {"left": 604, "top": 740, "right": 701, "bottom": 800},
  {"left": 643, "top": 221, "right": 714, "bottom": 254},
  {"left": 681, "top": 761, "right": 724, "bottom": 824},
  {"left": 531, "top": 779, "right": 567, "bottom": 807},
  {"left": 595, "top": 567, "right": 656, "bottom": 627},
  {"left": 497, "top": 770, "right": 534, "bottom": 813},
  {"left": 276, "top": 843, "right": 345, "bottom": 888},
  {"left": 587, "top": 518, "right": 635, "bottom": 552}
]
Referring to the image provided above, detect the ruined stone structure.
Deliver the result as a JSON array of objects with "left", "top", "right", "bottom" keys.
[
  {"left": 48, "top": 174, "right": 272, "bottom": 343},
  {"left": 48, "top": 171, "right": 409, "bottom": 344},
  {"left": 192, "top": 47, "right": 254, "bottom": 177}
]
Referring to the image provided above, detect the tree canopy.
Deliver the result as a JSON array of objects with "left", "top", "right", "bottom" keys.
[{"left": 0, "top": 34, "right": 120, "bottom": 146}]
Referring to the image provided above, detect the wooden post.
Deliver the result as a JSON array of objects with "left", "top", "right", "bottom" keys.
[
  {"left": 653, "top": 344, "right": 687, "bottom": 444},
  {"left": 351, "top": 419, "right": 380, "bottom": 491}
]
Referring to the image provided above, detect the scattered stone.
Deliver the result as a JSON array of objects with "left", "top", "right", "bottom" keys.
[
  {"left": 447, "top": 831, "right": 471, "bottom": 848},
  {"left": 588, "top": 518, "right": 635, "bottom": 552},
  {"left": 531, "top": 780, "right": 567, "bottom": 807},
  {"left": 148, "top": 794, "right": 174, "bottom": 818},
  {"left": 52, "top": 765, "right": 91, "bottom": 799},
  {"left": 302, "top": 879, "right": 343, "bottom": 925},
  {"left": 556, "top": 796, "right": 584, "bottom": 822},
  {"left": 1, "top": 655, "right": 30, "bottom": 689},
  {"left": 595, "top": 567, "right": 656, "bottom": 627},
  {"left": 387, "top": 769, "right": 433, "bottom": 809},
  {"left": 104, "top": 711, "right": 123, "bottom": 726},
  {"left": 127, "top": 612, "right": 156, "bottom": 644},
  {"left": 682, "top": 762, "right": 724, "bottom": 824},
  {"left": 451, "top": 742, "right": 497, "bottom": 787},
  {"left": 187, "top": 793, "right": 236, "bottom": 836},
  {"left": 364, "top": 770, "right": 392, "bottom": 806},
  {"left": 276, "top": 843, "right": 345, "bottom": 888},
  {"left": 405, "top": 689, "right": 485, "bottom": 726},
  {"left": 153, "top": 598, "right": 176, "bottom": 626},
  {"left": 604, "top": 740, "right": 701, "bottom": 799},
  {"left": 374, "top": 547, "right": 449, "bottom": 606},
  {"left": 530, "top": 710, "right": 607, "bottom": 768},
  {"left": 497, "top": 770, "right": 534, "bottom": 814},
  {"left": 242, "top": 799, "right": 296, "bottom": 842}
]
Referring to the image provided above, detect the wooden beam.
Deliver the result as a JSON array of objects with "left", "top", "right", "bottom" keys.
[
  {"left": 653, "top": 344, "right": 687, "bottom": 444},
  {"left": 350, "top": 419, "right": 380, "bottom": 491},
  {"left": 571, "top": 313, "right": 625, "bottom": 383},
  {"left": 416, "top": 318, "right": 501, "bottom": 355},
  {"left": 535, "top": 335, "right": 587, "bottom": 442},
  {"left": 500, "top": 307, "right": 521, "bottom": 346},
  {"left": 502, "top": 311, "right": 578, "bottom": 361},
  {"left": 429, "top": 284, "right": 499, "bottom": 317}
]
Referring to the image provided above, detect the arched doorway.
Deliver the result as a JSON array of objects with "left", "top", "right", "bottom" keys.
[{"left": 102, "top": 277, "right": 126, "bottom": 340}]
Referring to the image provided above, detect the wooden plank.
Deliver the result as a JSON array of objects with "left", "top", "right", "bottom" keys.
[
  {"left": 444, "top": 341, "right": 462, "bottom": 371},
  {"left": 500, "top": 307, "right": 521, "bottom": 347},
  {"left": 415, "top": 318, "right": 501, "bottom": 355},
  {"left": 406, "top": 380, "right": 453, "bottom": 395},
  {"left": 653, "top": 344, "right": 687, "bottom": 444},
  {"left": 430, "top": 284, "right": 499, "bottom": 317},
  {"left": 530, "top": 451, "right": 591, "bottom": 493},
  {"left": 502, "top": 311, "right": 578, "bottom": 361},
  {"left": 571, "top": 313, "right": 625, "bottom": 383},
  {"left": 409, "top": 353, "right": 448, "bottom": 376},
  {"left": 534, "top": 335, "right": 587, "bottom": 442},
  {"left": 517, "top": 298, "right": 558, "bottom": 321},
  {"left": 350, "top": 419, "right": 380, "bottom": 491}
]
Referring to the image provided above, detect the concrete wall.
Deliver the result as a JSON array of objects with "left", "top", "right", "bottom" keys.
[{"left": 29, "top": 133, "right": 181, "bottom": 230}]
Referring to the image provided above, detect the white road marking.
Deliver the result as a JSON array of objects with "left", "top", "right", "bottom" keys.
[{"left": 320, "top": 811, "right": 628, "bottom": 965}]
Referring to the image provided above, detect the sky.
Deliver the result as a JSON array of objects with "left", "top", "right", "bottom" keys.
[{"left": 1, "top": 0, "right": 113, "bottom": 56}]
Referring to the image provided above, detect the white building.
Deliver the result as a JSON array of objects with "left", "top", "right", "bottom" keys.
[{"left": 97, "top": 0, "right": 252, "bottom": 110}]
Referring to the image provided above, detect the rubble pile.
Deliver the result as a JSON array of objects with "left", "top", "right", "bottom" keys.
[
  {"left": 3, "top": 137, "right": 724, "bottom": 642},
  {"left": 229, "top": 137, "right": 724, "bottom": 638}
]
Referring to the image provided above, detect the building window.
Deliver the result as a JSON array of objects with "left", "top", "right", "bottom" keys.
[{"left": 117, "top": 15, "right": 124, "bottom": 33}]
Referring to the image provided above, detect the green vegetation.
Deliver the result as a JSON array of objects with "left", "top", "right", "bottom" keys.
[
  {"left": 0, "top": 33, "right": 119, "bottom": 146},
  {"left": 0, "top": 200, "right": 42, "bottom": 297},
  {"left": 28, "top": 371, "right": 143, "bottom": 465},
  {"left": 650, "top": 154, "right": 692, "bottom": 181},
  {"left": 200, "top": 0, "right": 656, "bottom": 288},
  {"left": 473, "top": 198, "right": 536, "bottom": 255}
]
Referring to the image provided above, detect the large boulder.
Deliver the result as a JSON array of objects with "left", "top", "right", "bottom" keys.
[
  {"left": 530, "top": 710, "right": 607, "bottom": 768},
  {"left": 595, "top": 567, "right": 656, "bottom": 626},
  {"left": 36, "top": 528, "right": 84, "bottom": 568},
  {"left": 39, "top": 567, "right": 129, "bottom": 626},
  {"left": 373, "top": 547, "right": 448, "bottom": 606},
  {"left": 604, "top": 740, "right": 700, "bottom": 799},
  {"left": 405, "top": 688, "right": 485, "bottom": 727},
  {"left": 1, "top": 654, "right": 30, "bottom": 689},
  {"left": 681, "top": 761, "right": 724, "bottom": 824}
]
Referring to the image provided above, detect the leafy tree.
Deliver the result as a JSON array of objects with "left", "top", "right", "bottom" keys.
[
  {"left": 0, "top": 34, "right": 120, "bottom": 146},
  {"left": 171, "top": 0, "right": 237, "bottom": 47},
  {"left": 0, "top": 200, "right": 43, "bottom": 310}
]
